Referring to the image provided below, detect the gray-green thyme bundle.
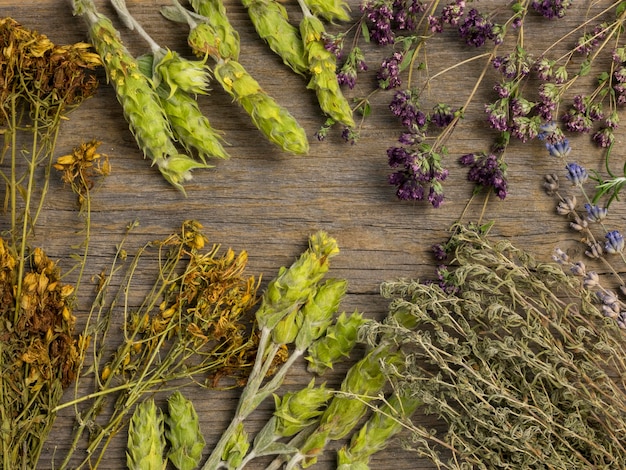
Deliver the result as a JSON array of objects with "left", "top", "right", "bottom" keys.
[{"left": 369, "top": 223, "right": 626, "bottom": 469}]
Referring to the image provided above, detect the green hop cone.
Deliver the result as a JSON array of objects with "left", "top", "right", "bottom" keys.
[
  {"left": 213, "top": 60, "right": 309, "bottom": 155},
  {"left": 74, "top": 1, "right": 205, "bottom": 192},
  {"left": 127, "top": 399, "right": 166, "bottom": 470},
  {"left": 300, "top": 15, "right": 354, "bottom": 127},
  {"left": 137, "top": 53, "right": 229, "bottom": 163},
  {"left": 152, "top": 48, "right": 211, "bottom": 97},
  {"left": 158, "top": 154, "right": 211, "bottom": 195},
  {"left": 221, "top": 422, "right": 250, "bottom": 468},
  {"left": 273, "top": 379, "right": 332, "bottom": 437},
  {"left": 306, "top": 310, "right": 367, "bottom": 375},
  {"left": 241, "top": 0, "right": 309, "bottom": 75},
  {"left": 302, "top": 0, "right": 351, "bottom": 22},
  {"left": 294, "top": 347, "right": 397, "bottom": 468},
  {"left": 255, "top": 231, "right": 339, "bottom": 330},
  {"left": 295, "top": 278, "right": 347, "bottom": 351},
  {"left": 338, "top": 390, "right": 422, "bottom": 467},
  {"left": 165, "top": 392, "right": 206, "bottom": 470},
  {"left": 189, "top": 0, "right": 241, "bottom": 60}
]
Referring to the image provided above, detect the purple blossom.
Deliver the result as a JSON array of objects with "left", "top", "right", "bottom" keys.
[
  {"left": 460, "top": 152, "right": 508, "bottom": 199},
  {"left": 531, "top": 0, "right": 573, "bottom": 19},
  {"left": 565, "top": 162, "right": 588, "bottom": 186},
  {"left": 378, "top": 51, "right": 404, "bottom": 89},
  {"left": 584, "top": 203, "right": 608, "bottom": 222},
  {"left": 361, "top": 0, "right": 395, "bottom": 45},
  {"left": 458, "top": 8, "right": 500, "bottom": 47},
  {"left": 388, "top": 145, "right": 448, "bottom": 207},
  {"left": 441, "top": 0, "right": 465, "bottom": 26},
  {"left": 389, "top": 89, "right": 426, "bottom": 130},
  {"left": 605, "top": 230, "right": 625, "bottom": 254},
  {"left": 545, "top": 138, "right": 571, "bottom": 158},
  {"left": 593, "top": 127, "right": 615, "bottom": 148},
  {"left": 430, "top": 103, "right": 456, "bottom": 127}
]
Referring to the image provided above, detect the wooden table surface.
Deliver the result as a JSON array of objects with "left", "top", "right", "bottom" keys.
[{"left": 4, "top": 0, "right": 625, "bottom": 468}]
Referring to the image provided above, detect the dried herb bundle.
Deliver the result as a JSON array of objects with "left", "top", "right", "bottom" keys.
[
  {"left": 0, "top": 17, "right": 101, "bottom": 469},
  {"left": 367, "top": 223, "right": 626, "bottom": 469},
  {"left": 57, "top": 220, "right": 264, "bottom": 469}
]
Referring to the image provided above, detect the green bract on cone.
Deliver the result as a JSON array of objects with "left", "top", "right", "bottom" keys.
[
  {"left": 189, "top": 0, "right": 240, "bottom": 60},
  {"left": 306, "top": 310, "right": 367, "bottom": 375},
  {"left": 338, "top": 390, "right": 421, "bottom": 468},
  {"left": 72, "top": 0, "right": 210, "bottom": 193},
  {"left": 273, "top": 379, "right": 331, "bottom": 437},
  {"left": 300, "top": 14, "right": 354, "bottom": 127},
  {"left": 152, "top": 48, "right": 211, "bottom": 97},
  {"left": 302, "top": 0, "right": 351, "bottom": 23},
  {"left": 295, "top": 278, "right": 347, "bottom": 351},
  {"left": 137, "top": 53, "right": 229, "bottom": 162},
  {"left": 127, "top": 399, "right": 166, "bottom": 470},
  {"left": 242, "top": 0, "right": 309, "bottom": 75},
  {"left": 255, "top": 231, "right": 339, "bottom": 330},
  {"left": 214, "top": 60, "right": 309, "bottom": 155},
  {"left": 165, "top": 392, "right": 206, "bottom": 470}
]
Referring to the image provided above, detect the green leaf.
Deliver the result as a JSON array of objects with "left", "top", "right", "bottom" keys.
[
  {"left": 360, "top": 22, "right": 370, "bottom": 43},
  {"left": 579, "top": 59, "right": 591, "bottom": 76}
]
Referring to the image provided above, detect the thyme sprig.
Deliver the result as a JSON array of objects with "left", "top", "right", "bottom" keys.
[{"left": 360, "top": 223, "right": 626, "bottom": 468}]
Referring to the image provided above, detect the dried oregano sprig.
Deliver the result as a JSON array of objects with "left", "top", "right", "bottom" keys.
[
  {"left": 363, "top": 223, "right": 626, "bottom": 469},
  {"left": 72, "top": 0, "right": 210, "bottom": 193}
]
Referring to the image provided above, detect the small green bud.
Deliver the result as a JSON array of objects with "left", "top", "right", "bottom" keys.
[
  {"left": 271, "top": 307, "right": 303, "bottom": 345},
  {"left": 273, "top": 379, "right": 332, "bottom": 437},
  {"left": 295, "top": 278, "right": 347, "bottom": 351},
  {"left": 153, "top": 48, "right": 210, "bottom": 97},
  {"left": 221, "top": 422, "right": 250, "bottom": 468},
  {"left": 127, "top": 399, "right": 166, "bottom": 470},
  {"left": 306, "top": 310, "right": 367, "bottom": 375}
]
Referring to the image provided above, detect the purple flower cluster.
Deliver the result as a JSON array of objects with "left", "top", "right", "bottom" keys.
[
  {"left": 428, "top": 0, "right": 466, "bottom": 33},
  {"left": 388, "top": 146, "right": 448, "bottom": 206},
  {"left": 389, "top": 89, "right": 426, "bottom": 131},
  {"left": 361, "top": 0, "right": 426, "bottom": 46},
  {"left": 457, "top": 8, "right": 502, "bottom": 47},
  {"left": 530, "top": 0, "right": 573, "bottom": 19},
  {"left": 562, "top": 94, "right": 603, "bottom": 134},
  {"left": 459, "top": 152, "right": 508, "bottom": 199},
  {"left": 378, "top": 51, "right": 404, "bottom": 89},
  {"left": 565, "top": 162, "right": 588, "bottom": 186},
  {"left": 337, "top": 47, "right": 367, "bottom": 89}
]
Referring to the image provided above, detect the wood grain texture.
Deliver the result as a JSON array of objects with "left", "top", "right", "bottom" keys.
[{"left": 3, "top": 0, "right": 625, "bottom": 468}]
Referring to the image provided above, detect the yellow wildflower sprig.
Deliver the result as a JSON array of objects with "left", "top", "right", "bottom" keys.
[
  {"left": 72, "top": 0, "right": 210, "bottom": 193},
  {"left": 56, "top": 221, "right": 262, "bottom": 469},
  {"left": 241, "top": 0, "right": 309, "bottom": 76},
  {"left": 298, "top": 3, "right": 355, "bottom": 127},
  {"left": 162, "top": 0, "right": 310, "bottom": 155}
]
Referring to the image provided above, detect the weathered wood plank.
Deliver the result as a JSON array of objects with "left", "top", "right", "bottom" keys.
[{"left": 3, "top": 0, "right": 625, "bottom": 468}]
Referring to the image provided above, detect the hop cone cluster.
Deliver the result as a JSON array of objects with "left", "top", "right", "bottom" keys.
[
  {"left": 165, "top": 392, "right": 206, "bottom": 470},
  {"left": 241, "top": 0, "right": 309, "bottom": 75},
  {"left": 127, "top": 399, "right": 166, "bottom": 470},
  {"left": 73, "top": 0, "right": 210, "bottom": 192},
  {"left": 255, "top": 231, "right": 339, "bottom": 330},
  {"left": 300, "top": 15, "right": 354, "bottom": 127},
  {"left": 189, "top": 0, "right": 241, "bottom": 60},
  {"left": 137, "top": 53, "right": 229, "bottom": 162},
  {"left": 214, "top": 59, "right": 309, "bottom": 155}
]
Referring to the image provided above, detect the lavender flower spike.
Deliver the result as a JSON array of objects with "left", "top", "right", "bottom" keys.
[
  {"left": 605, "top": 230, "right": 625, "bottom": 254},
  {"left": 584, "top": 203, "right": 608, "bottom": 222},
  {"left": 546, "top": 138, "right": 571, "bottom": 158},
  {"left": 565, "top": 162, "right": 588, "bottom": 186}
]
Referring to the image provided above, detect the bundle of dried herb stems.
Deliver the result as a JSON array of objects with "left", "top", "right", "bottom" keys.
[{"left": 365, "top": 223, "right": 626, "bottom": 469}]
